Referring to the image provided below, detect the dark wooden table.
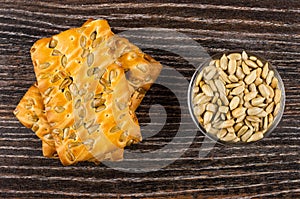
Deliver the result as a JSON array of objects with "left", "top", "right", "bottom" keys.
[{"left": 0, "top": 0, "right": 299, "bottom": 198}]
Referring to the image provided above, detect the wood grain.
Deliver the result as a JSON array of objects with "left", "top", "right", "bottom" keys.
[{"left": 0, "top": 0, "right": 300, "bottom": 198}]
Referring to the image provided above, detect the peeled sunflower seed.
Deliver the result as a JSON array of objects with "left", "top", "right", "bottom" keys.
[
  {"left": 217, "top": 129, "right": 227, "bottom": 139},
  {"left": 219, "top": 106, "right": 229, "bottom": 113},
  {"left": 254, "top": 78, "right": 263, "bottom": 86},
  {"left": 215, "top": 59, "right": 220, "bottom": 68},
  {"left": 251, "top": 97, "right": 265, "bottom": 106},
  {"left": 261, "top": 62, "right": 269, "bottom": 79},
  {"left": 219, "top": 92, "right": 229, "bottom": 106},
  {"left": 195, "top": 71, "right": 203, "bottom": 86},
  {"left": 214, "top": 79, "right": 226, "bottom": 94},
  {"left": 244, "top": 101, "right": 252, "bottom": 108},
  {"left": 228, "top": 75, "right": 239, "bottom": 83},
  {"left": 230, "top": 86, "right": 243, "bottom": 96},
  {"left": 236, "top": 114, "right": 246, "bottom": 123},
  {"left": 232, "top": 107, "right": 246, "bottom": 118},
  {"left": 249, "top": 56, "right": 257, "bottom": 61},
  {"left": 229, "top": 96, "right": 240, "bottom": 110},
  {"left": 263, "top": 116, "right": 268, "bottom": 130},
  {"left": 242, "top": 51, "right": 248, "bottom": 61},
  {"left": 241, "top": 61, "right": 251, "bottom": 75},
  {"left": 227, "top": 53, "right": 242, "bottom": 60},
  {"left": 221, "top": 132, "right": 236, "bottom": 142},
  {"left": 256, "top": 59, "right": 263, "bottom": 67},
  {"left": 247, "top": 132, "right": 263, "bottom": 142},
  {"left": 265, "top": 102, "right": 275, "bottom": 114},
  {"left": 244, "top": 70, "right": 257, "bottom": 85},
  {"left": 258, "top": 84, "right": 270, "bottom": 98},
  {"left": 246, "top": 116, "right": 261, "bottom": 123},
  {"left": 256, "top": 68, "right": 262, "bottom": 77},
  {"left": 218, "top": 68, "right": 231, "bottom": 84},
  {"left": 271, "top": 77, "right": 278, "bottom": 89},
  {"left": 226, "top": 82, "right": 241, "bottom": 89},
  {"left": 205, "top": 66, "right": 217, "bottom": 78},
  {"left": 201, "top": 84, "right": 214, "bottom": 97},
  {"left": 241, "top": 128, "right": 253, "bottom": 142},
  {"left": 220, "top": 119, "right": 235, "bottom": 128},
  {"left": 234, "top": 122, "right": 243, "bottom": 132},
  {"left": 228, "top": 59, "right": 237, "bottom": 75},
  {"left": 211, "top": 93, "right": 219, "bottom": 104},
  {"left": 194, "top": 94, "right": 212, "bottom": 105},
  {"left": 245, "top": 60, "right": 258, "bottom": 68},
  {"left": 236, "top": 66, "right": 245, "bottom": 80},
  {"left": 274, "top": 89, "right": 281, "bottom": 104},
  {"left": 206, "top": 103, "right": 217, "bottom": 112},
  {"left": 194, "top": 104, "right": 206, "bottom": 116},
  {"left": 220, "top": 54, "right": 228, "bottom": 70},
  {"left": 226, "top": 111, "right": 232, "bottom": 120},
  {"left": 273, "top": 103, "right": 281, "bottom": 116},
  {"left": 203, "top": 111, "right": 213, "bottom": 125},
  {"left": 237, "top": 125, "right": 248, "bottom": 137},
  {"left": 266, "top": 70, "right": 274, "bottom": 85},
  {"left": 256, "top": 110, "right": 267, "bottom": 117},
  {"left": 267, "top": 85, "right": 274, "bottom": 98},
  {"left": 247, "top": 107, "right": 264, "bottom": 116},
  {"left": 268, "top": 114, "right": 274, "bottom": 125},
  {"left": 208, "top": 80, "right": 218, "bottom": 92}
]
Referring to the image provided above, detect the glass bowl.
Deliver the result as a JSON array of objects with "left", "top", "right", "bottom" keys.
[{"left": 187, "top": 50, "right": 285, "bottom": 146}]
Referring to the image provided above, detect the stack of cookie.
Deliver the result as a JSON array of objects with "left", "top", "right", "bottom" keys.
[{"left": 14, "top": 19, "right": 162, "bottom": 165}]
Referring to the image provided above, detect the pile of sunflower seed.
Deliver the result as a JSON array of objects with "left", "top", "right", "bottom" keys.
[{"left": 192, "top": 51, "right": 282, "bottom": 143}]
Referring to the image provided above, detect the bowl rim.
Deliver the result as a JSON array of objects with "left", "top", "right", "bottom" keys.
[{"left": 187, "top": 50, "right": 286, "bottom": 146}]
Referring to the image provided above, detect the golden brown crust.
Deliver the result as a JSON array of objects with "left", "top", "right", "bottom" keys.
[
  {"left": 13, "top": 84, "right": 57, "bottom": 158},
  {"left": 31, "top": 19, "right": 142, "bottom": 165},
  {"left": 15, "top": 19, "right": 162, "bottom": 165}
]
